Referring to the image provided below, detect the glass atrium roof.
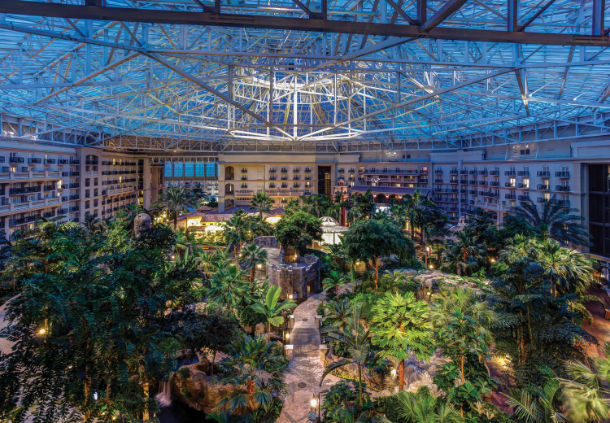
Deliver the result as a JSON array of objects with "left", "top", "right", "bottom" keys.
[{"left": 0, "top": 0, "right": 608, "bottom": 151}]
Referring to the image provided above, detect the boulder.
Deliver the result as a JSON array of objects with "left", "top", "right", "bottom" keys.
[{"left": 171, "top": 362, "right": 242, "bottom": 414}]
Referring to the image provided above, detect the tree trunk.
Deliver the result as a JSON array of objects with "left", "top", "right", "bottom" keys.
[
  {"left": 210, "top": 350, "right": 216, "bottom": 376},
  {"left": 140, "top": 364, "right": 150, "bottom": 421},
  {"left": 357, "top": 364, "right": 363, "bottom": 406},
  {"left": 173, "top": 215, "right": 177, "bottom": 231},
  {"left": 460, "top": 355, "right": 465, "bottom": 385},
  {"left": 374, "top": 257, "right": 380, "bottom": 290},
  {"left": 250, "top": 266, "right": 255, "bottom": 285},
  {"left": 398, "top": 359, "right": 405, "bottom": 390}
]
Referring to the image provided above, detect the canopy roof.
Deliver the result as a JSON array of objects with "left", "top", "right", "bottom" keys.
[{"left": 0, "top": 0, "right": 608, "bottom": 151}]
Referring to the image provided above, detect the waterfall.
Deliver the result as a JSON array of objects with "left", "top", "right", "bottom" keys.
[{"left": 155, "top": 380, "right": 172, "bottom": 408}]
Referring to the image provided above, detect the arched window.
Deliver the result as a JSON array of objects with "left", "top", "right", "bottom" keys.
[{"left": 225, "top": 166, "right": 234, "bottom": 180}]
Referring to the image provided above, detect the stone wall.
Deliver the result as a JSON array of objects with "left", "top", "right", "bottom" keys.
[
  {"left": 266, "top": 254, "right": 321, "bottom": 300},
  {"left": 253, "top": 236, "right": 280, "bottom": 249}
]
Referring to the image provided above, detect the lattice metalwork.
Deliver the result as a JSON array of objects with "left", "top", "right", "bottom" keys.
[{"left": 0, "top": 0, "right": 608, "bottom": 151}]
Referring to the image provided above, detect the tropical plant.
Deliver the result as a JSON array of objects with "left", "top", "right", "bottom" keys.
[
  {"left": 342, "top": 217, "right": 412, "bottom": 290},
  {"left": 506, "top": 368, "right": 566, "bottom": 423},
  {"left": 322, "top": 297, "right": 353, "bottom": 334},
  {"left": 443, "top": 230, "right": 487, "bottom": 276},
  {"left": 386, "top": 388, "right": 464, "bottom": 423},
  {"left": 206, "top": 263, "right": 251, "bottom": 320},
  {"left": 509, "top": 197, "right": 589, "bottom": 246},
  {"left": 0, "top": 218, "right": 200, "bottom": 422},
  {"left": 274, "top": 210, "right": 322, "bottom": 257},
  {"left": 224, "top": 209, "right": 251, "bottom": 263},
  {"left": 158, "top": 184, "right": 195, "bottom": 230},
  {"left": 216, "top": 334, "right": 287, "bottom": 417},
  {"left": 251, "top": 192, "right": 273, "bottom": 218},
  {"left": 560, "top": 350, "right": 610, "bottom": 423},
  {"left": 349, "top": 190, "right": 376, "bottom": 222},
  {"left": 250, "top": 285, "right": 296, "bottom": 340},
  {"left": 488, "top": 239, "right": 594, "bottom": 380},
  {"left": 240, "top": 242, "right": 268, "bottom": 286},
  {"left": 321, "top": 303, "right": 372, "bottom": 405},
  {"left": 370, "top": 292, "right": 433, "bottom": 390},
  {"left": 322, "top": 269, "right": 347, "bottom": 298}
]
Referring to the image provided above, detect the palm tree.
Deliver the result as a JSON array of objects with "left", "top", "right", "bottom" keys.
[
  {"left": 217, "top": 334, "right": 287, "bottom": 415},
  {"left": 510, "top": 197, "right": 589, "bottom": 246},
  {"left": 240, "top": 243, "right": 268, "bottom": 285},
  {"left": 160, "top": 184, "right": 194, "bottom": 230},
  {"left": 403, "top": 189, "right": 428, "bottom": 241},
  {"left": 559, "top": 352, "right": 610, "bottom": 423},
  {"left": 444, "top": 231, "right": 487, "bottom": 276},
  {"left": 322, "top": 297, "right": 352, "bottom": 334},
  {"left": 250, "top": 192, "right": 273, "bottom": 218},
  {"left": 532, "top": 237, "right": 594, "bottom": 297},
  {"left": 431, "top": 288, "right": 494, "bottom": 346},
  {"left": 371, "top": 292, "right": 433, "bottom": 391},
  {"left": 224, "top": 210, "right": 250, "bottom": 264},
  {"left": 506, "top": 372, "right": 566, "bottom": 423},
  {"left": 250, "top": 285, "right": 296, "bottom": 340},
  {"left": 394, "top": 388, "right": 463, "bottom": 423},
  {"left": 321, "top": 303, "right": 371, "bottom": 405},
  {"left": 206, "top": 264, "right": 250, "bottom": 319},
  {"left": 322, "top": 269, "right": 347, "bottom": 298},
  {"left": 82, "top": 213, "right": 106, "bottom": 235}
]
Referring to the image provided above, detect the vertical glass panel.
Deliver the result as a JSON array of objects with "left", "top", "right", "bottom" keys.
[
  {"left": 173, "top": 163, "right": 183, "bottom": 177},
  {"left": 184, "top": 162, "right": 194, "bottom": 177}
]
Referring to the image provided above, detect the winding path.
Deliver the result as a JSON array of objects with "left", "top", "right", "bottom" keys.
[{"left": 277, "top": 293, "right": 339, "bottom": 423}]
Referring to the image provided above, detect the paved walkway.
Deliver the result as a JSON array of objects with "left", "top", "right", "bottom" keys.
[{"left": 277, "top": 293, "right": 339, "bottom": 423}]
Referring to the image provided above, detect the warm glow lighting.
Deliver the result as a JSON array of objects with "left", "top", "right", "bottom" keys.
[
  {"left": 489, "top": 257, "right": 496, "bottom": 263},
  {"left": 390, "top": 368, "right": 397, "bottom": 378},
  {"left": 425, "top": 246, "right": 430, "bottom": 253},
  {"left": 288, "top": 294, "right": 293, "bottom": 300},
  {"left": 38, "top": 328, "right": 46, "bottom": 336},
  {"left": 428, "top": 264, "right": 434, "bottom": 269},
  {"left": 310, "top": 397, "right": 318, "bottom": 409}
]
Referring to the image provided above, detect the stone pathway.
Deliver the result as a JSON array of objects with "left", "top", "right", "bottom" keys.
[{"left": 277, "top": 293, "right": 339, "bottom": 423}]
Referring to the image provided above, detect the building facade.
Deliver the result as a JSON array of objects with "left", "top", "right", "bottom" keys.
[
  {"left": 2, "top": 136, "right": 609, "bottom": 258},
  {"left": 0, "top": 139, "right": 164, "bottom": 238}
]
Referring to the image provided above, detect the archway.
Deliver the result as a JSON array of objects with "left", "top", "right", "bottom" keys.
[
  {"left": 375, "top": 194, "right": 387, "bottom": 203},
  {"left": 225, "top": 183, "right": 234, "bottom": 195},
  {"left": 225, "top": 166, "right": 234, "bottom": 180}
]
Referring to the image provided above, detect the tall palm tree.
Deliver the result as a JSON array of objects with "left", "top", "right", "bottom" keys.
[
  {"left": 240, "top": 242, "right": 268, "bottom": 285},
  {"left": 250, "top": 192, "right": 273, "bottom": 218},
  {"left": 224, "top": 210, "right": 250, "bottom": 264},
  {"left": 510, "top": 197, "right": 589, "bottom": 246},
  {"left": 250, "top": 285, "right": 296, "bottom": 340},
  {"left": 533, "top": 238, "right": 594, "bottom": 297},
  {"left": 321, "top": 304, "right": 371, "bottom": 405},
  {"left": 161, "top": 184, "right": 194, "bottom": 230},
  {"left": 206, "top": 264, "right": 250, "bottom": 319},
  {"left": 444, "top": 231, "right": 487, "bottom": 276},
  {"left": 371, "top": 292, "right": 432, "bottom": 391}
]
